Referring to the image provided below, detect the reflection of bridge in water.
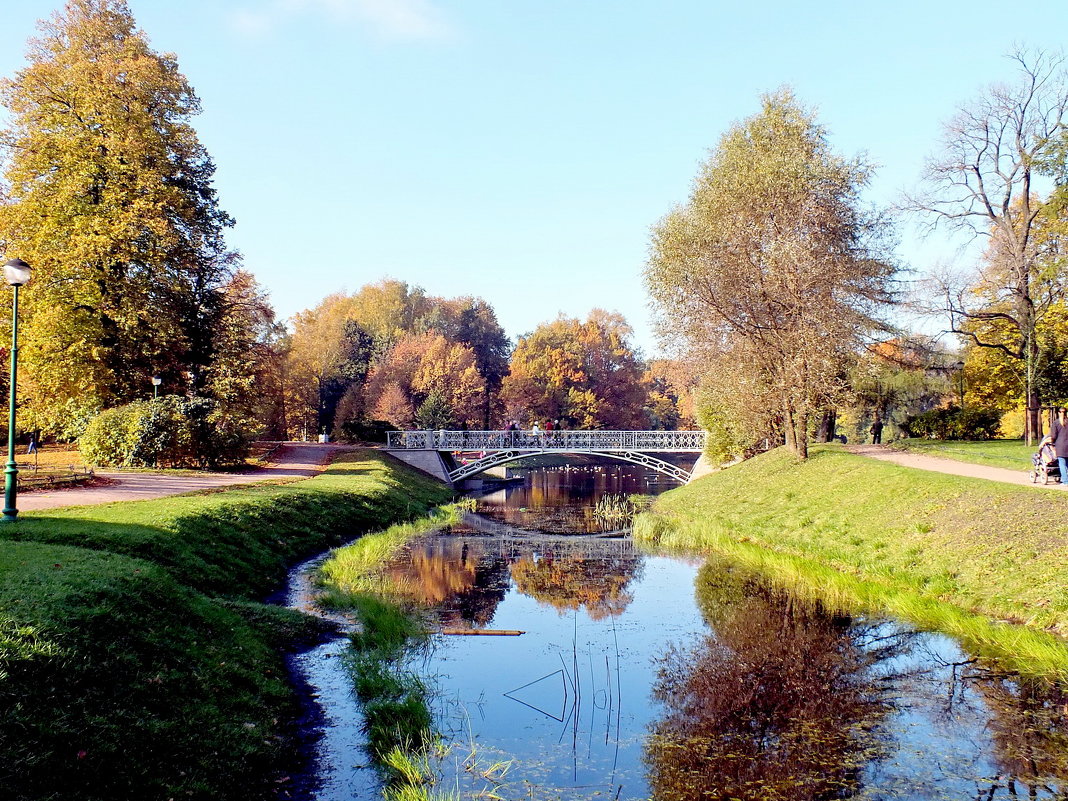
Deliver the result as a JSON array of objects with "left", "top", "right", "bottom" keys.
[
  {"left": 459, "top": 512, "right": 641, "bottom": 555},
  {"left": 385, "top": 429, "right": 709, "bottom": 484}
]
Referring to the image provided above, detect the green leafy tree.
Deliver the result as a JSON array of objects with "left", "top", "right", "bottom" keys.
[
  {"left": 0, "top": 0, "right": 238, "bottom": 437},
  {"left": 646, "top": 89, "right": 895, "bottom": 458},
  {"left": 414, "top": 390, "right": 453, "bottom": 430}
]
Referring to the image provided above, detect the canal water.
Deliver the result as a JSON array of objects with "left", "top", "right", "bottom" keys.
[{"left": 296, "top": 463, "right": 1068, "bottom": 800}]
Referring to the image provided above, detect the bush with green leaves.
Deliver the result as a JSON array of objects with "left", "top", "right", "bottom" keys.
[
  {"left": 335, "top": 418, "right": 399, "bottom": 444},
  {"left": 414, "top": 391, "right": 453, "bottom": 430},
  {"left": 79, "top": 396, "right": 250, "bottom": 468},
  {"left": 902, "top": 406, "right": 1003, "bottom": 440}
]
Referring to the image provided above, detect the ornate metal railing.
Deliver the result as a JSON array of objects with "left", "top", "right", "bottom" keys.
[{"left": 385, "top": 429, "right": 707, "bottom": 452}]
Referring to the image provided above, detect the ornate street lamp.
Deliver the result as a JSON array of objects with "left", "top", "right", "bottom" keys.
[
  {"left": 2, "top": 258, "right": 31, "bottom": 523},
  {"left": 151, "top": 376, "right": 162, "bottom": 399}
]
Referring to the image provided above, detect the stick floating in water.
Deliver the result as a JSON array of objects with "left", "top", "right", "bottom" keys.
[{"left": 440, "top": 628, "right": 525, "bottom": 636}]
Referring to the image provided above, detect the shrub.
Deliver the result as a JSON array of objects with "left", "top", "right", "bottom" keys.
[
  {"left": 79, "top": 396, "right": 250, "bottom": 468},
  {"left": 998, "top": 408, "right": 1025, "bottom": 439},
  {"left": 902, "top": 406, "right": 1003, "bottom": 440},
  {"left": 336, "top": 419, "right": 399, "bottom": 444}
]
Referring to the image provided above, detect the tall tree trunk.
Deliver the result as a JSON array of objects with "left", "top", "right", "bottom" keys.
[
  {"left": 1025, "top": 328, "right": 1040, "bottom": 445},
  {"left": 816, "top": 409, "right": 836, "bottom": 442},
  {"left": 783, "top": 403, "right": 808, "bottom": 457}
]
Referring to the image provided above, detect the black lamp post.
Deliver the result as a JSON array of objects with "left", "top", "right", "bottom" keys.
[
  {"left": 2, "top": 258, "right": 31, "bottom": 523},
  {"left": 955, "top": 360, "right": 966, "bottom": 409},
  {"left": 151, "top": 376, "right": 161, "bottom": 399}
]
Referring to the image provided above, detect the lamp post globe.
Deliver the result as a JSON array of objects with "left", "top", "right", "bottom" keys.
[
  {"left": 151, "top": 376, "right": 162, "bottom": 399},
  {"left": 2, "top": 258, "right": 31, "bottom": 523}
]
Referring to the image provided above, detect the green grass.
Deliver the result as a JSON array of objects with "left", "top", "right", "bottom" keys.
[
  {"left": 315, "top": 506, "right": 469, "bottom": 800},
  {"left": 6, "top": 450, "right": 453, "bottom": 598},
  {"left": 635, "top": 443, "right": 1068, "bottom": 678},
  {"left": 890, "top": 437, "right": 1034, "bottom": 471},
  {"left": 343, "top": 592, "right": 450, "bottom": 799},
  {"left": 0, "top": 449, "right": 453, "bottom": 801}
]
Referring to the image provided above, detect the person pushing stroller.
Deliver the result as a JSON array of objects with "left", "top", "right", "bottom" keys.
[{"left": 1039, "top": 408, "right": 1068, "bottom": 487}]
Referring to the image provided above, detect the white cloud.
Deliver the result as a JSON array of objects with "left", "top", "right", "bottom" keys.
[{"left": 229, "top": 0, "right": 454, "bottom": 42}]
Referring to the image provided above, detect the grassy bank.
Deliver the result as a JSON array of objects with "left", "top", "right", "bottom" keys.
[
  {"left": 315, "top": 506, "right": 473, "bottom": 801},
  {"left": 0, "top": 449, "right": 452, "bottom": 801},
  {"left": 635, "top": 444, "right": 1068, "bottom": 677},
  {"left": 890, "top": 437, "right": 1033, "bottom": 471}
]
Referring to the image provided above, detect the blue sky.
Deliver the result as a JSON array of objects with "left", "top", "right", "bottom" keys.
[{"left": 2, "top": 0, "right": 1068, "bottom": 354}]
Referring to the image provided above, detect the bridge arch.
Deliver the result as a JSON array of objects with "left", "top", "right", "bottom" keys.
[{"left": 449, "top": 450, "right": 693, "bottom": 483}]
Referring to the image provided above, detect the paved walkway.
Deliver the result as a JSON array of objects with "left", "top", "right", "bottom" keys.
[
  {"left": 19, "top": 442, "right": 351, "bottom": 512},
  {"left": 847, "top": 444, "right": 1056, "bottom": 489}
]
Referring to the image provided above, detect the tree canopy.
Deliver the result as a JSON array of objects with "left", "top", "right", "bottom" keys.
[
  {"left": 646, "top": 90, "right": 895, "bottom": 457},
  {"left": 0, "top": 0, "right": 243, "bottom": 437},
  {"left": 500, "top": 310, "right": 649, "bottom": 429}
]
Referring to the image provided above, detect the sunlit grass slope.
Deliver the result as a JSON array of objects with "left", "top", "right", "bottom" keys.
[
  {"left": 635, "top": 444, "right": 1068, "bottom": 675},
  {"left": 0, "top": 449, "right": 452, "bottom": 801},
  {"left": 6, "top": 450, "right": 452, "bottom": 597}
]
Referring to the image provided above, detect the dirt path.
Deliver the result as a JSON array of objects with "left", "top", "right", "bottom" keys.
[
  {"left": 846, "top": 443, "right": 1057, "bottom": 489},
  {"left": 19, "top": 442, "right": 352, "bottom": 512}
]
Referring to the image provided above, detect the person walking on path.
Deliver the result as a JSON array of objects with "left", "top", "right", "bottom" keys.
[
  {"left": 1042, "top": 408, "right": 1068, "bottom": 487},
  {"left": 870, "top": 418, "right": 883, "bottom": 444}
]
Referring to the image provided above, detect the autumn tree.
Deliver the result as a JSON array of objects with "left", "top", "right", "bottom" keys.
[
  {"left": 0, "top": 0, "right": 240, "bottom": 437},
  {"left": 646, "top": 90, "right": 895, "bottom": 458},
  {"left": 202, "top": 271, "right": 287, "bottom": 437},
  {"left": 501, "top": 310, "right": 648, "bottom": 429},
  {"left": 910, "top": 49, "right": 1068, "bottom": 443},
  {"left": 285, "top": 293, "right": 376, "bottom": 436},
  {"left": 643, "top": 358, "right": 698, "bottom": 430},
  {"left": 285, "top": 281, "right": 510, "bottom": 438},
  {"left": 362, "top": 332, "right": 484, "bottom": 428}
]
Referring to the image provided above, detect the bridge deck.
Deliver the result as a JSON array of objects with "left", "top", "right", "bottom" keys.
[{"left": 385, "top": 429, "right": 706, "bottom": 452}]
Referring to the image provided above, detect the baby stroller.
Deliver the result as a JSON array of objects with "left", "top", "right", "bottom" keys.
[{"left": 1031, "top": 443, "right": 1061, "bottom": 484}]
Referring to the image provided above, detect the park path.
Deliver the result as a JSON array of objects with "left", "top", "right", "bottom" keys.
[
  {"left": 18, "top": 442, "right": 351, "bottom": 512},
  {"left": 846, "top": 443, "right": 1054, "bottom": 489}
]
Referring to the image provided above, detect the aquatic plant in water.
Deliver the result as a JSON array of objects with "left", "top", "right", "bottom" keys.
[{"left": 592, "top": 492, "right": 649, "bottom": 526}]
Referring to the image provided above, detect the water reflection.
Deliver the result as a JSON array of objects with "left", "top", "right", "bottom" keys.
[
  {"left": 648, "top": 558, "right": 904, "bottom": 800},
  {"left": 476, "top": 462, "right": 676, "bottom": 534},
  {"left": 509, "top": 549, "right": 642, "bottom": 620},
  {"left": 382, "top": 530, "right": 644, "bottom": 625},
  {"left": 648, "top": 558, "right": 1068, "bottom": 800},
  {"left": 379, "top": 537, "right": 510, "bottom": 627}
]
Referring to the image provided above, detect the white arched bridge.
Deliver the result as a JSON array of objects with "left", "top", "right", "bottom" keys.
[{"left": 384, "top": 429, "right": 709, "bottom": 485}]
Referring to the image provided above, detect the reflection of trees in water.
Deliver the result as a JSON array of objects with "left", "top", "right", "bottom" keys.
[
  {"left": 386, "top": 533, "right": 644, "bottom": 623},
  {"left": 960, "top": 667, "right": 1068, "bottom": 796},
  {"left": 646, "top": 559, "right": 906, "bottom": 801},
  {"left": 383, "top": 538, "right": 509, "bottom": 627},
  {"left": 509, "top": 549, "right": 643, "bottom": 620}
]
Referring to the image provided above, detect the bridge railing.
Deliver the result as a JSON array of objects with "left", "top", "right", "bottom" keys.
[{"left": 385, "top": 429, "right": 707, "bottom": 452}]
